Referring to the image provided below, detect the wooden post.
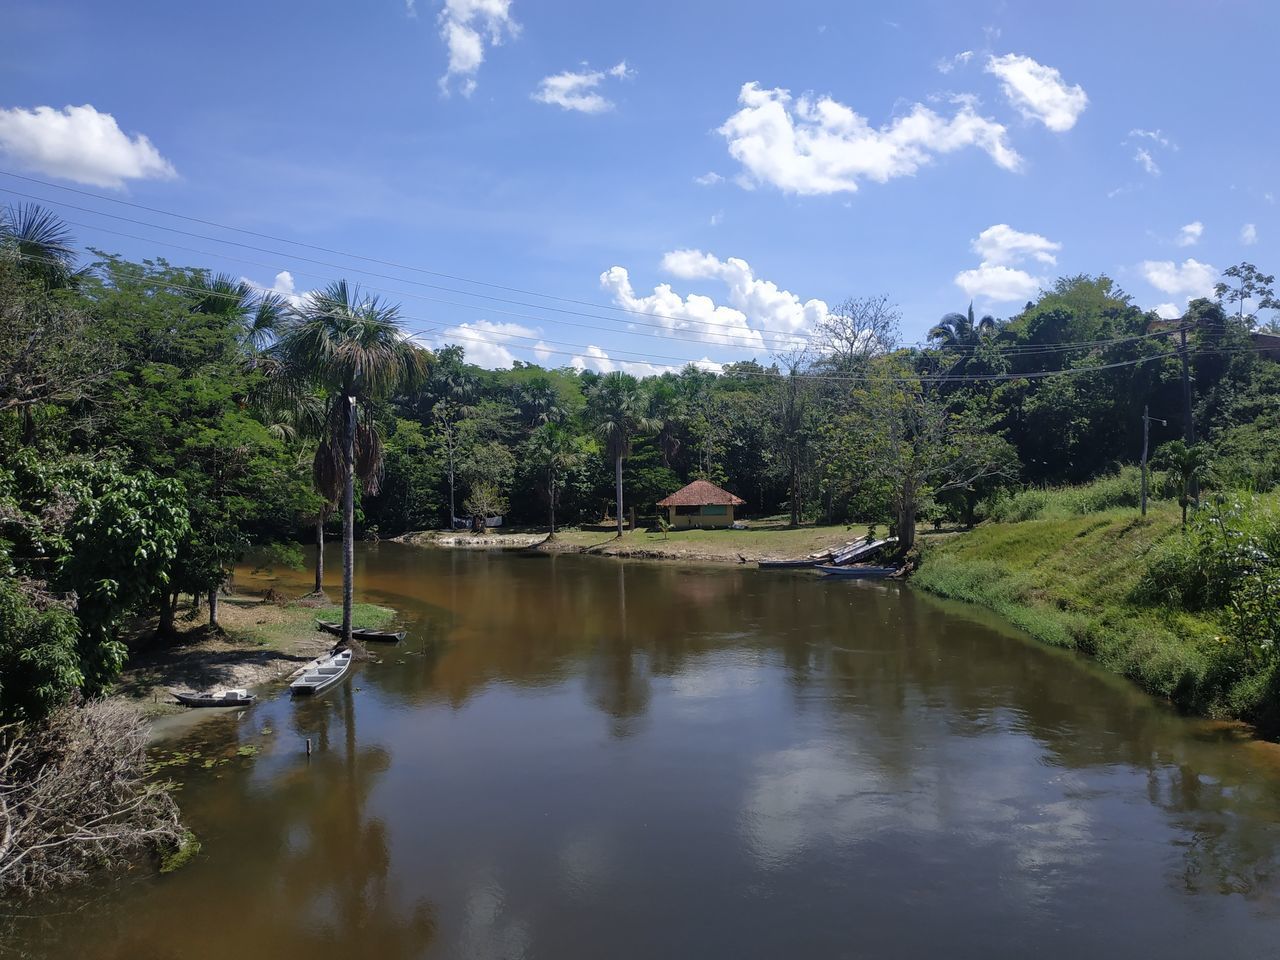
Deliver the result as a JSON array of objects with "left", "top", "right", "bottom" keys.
[{"left": 1141, "top": 405, "right": 1149, "bottom": 516}]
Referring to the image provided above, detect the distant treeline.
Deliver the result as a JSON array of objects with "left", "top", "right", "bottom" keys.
[{"left": 2, "top": 203, "right": 1278, "bottom": 720}]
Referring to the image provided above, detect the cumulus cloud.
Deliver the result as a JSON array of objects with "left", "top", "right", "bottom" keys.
[
  {"left": 936, "top": 50, "right": 974, "bottom": 74},
  {"left": 985, "top": 53, "right": 1087, "bottom": 132},
  {"left": 1141, "top": 258, "right": 1218, "bottom": 299},
  {"left": 532, "top": 61, "right": 633, "bottom": 114},
  {"left": 718, "top": 82, "right": 1021, "bottom": 196},
  {"left": 438, "top": 319, "right": 538, "bottom": 368},
  {"left": 694, "top": 171, "right": 724, "bottom": 186},
  {"left": 1176, "top": 221, "right": 1203, "bottom": 247},
  {"left": 1154, "top": 303, "right": 1181, "bottom": 319},
  {"left": 243, "top": 270, "right": 310, "bottom": 309},
  {"left": 0, "top": 104, "right": 176, "bottom": 189},
  {"left": 602, "top": 250, "right": 832, "bottom": 352},
  {"left": 954, "top": 224, "right": 1059, "bottom": 303},
  {"left": 437, "top": 0, "right": 518, "bottom": 97},
  {"left": 1242, "top": 223, "right": 1258, "bottom": 245}
]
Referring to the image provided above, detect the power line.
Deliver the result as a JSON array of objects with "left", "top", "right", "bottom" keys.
[
  {"left": 5, "top": 247, "right": 1228, "bottom": 385},
  {"left": 0, "top": 176, "right": 1184, "bottom": 359}
]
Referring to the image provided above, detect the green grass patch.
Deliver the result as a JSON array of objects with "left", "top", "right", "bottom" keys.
[{"left": 912, "top": 503, "right": 1280, "bottom": 722}]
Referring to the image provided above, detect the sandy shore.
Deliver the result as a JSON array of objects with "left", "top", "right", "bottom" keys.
[{"left": 114, "top": 595, "right": 396, "bottom": 725}]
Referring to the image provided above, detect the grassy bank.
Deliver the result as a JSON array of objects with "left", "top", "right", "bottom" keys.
[
  {"left": 914, "top": 501, "right": 1280, "bottom": 727},
  {"left": 115, "top": 596, "right": 395, "bottom": 717},
  {"left": 401, "top": 518, "right": 876, "bottom": 564}
]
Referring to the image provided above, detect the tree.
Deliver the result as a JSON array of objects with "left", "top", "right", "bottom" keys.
[
  {"left": 1154, "top": 440, "right": 1213, "bottom": 528},
  {"left": 816, "top": 295, "right": 900, "bottom": 371},
  {"left": 1214, "top": 262, "right": 1278, "bottom": 326},
  {"left": 0, "top": 203, "right": 84, "bottom": 290},
  {"left": 587, "top": 372, "right": 656, "bottom": 537},
  {"left": 276, "top": 281, "right": 424, "bottom": 646},
  {"left": 463, "top": 482, "right": 508, "bottom": 526},
  {"left": 831, "top": 363, "right": 1018, "bottom": 551},
  {"left": 527, "top": 422, "right": 586, "bottom": 537},
  {"left": 769, "top": 348, "right": 817, "bottom": 526}
]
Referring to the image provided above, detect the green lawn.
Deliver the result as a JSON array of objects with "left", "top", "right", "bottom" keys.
[{"left": 912, "top": 504, "right": 1261, "bottom": 720}]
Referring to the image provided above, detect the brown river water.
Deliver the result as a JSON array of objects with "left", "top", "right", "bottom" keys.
[{"left": 10, "top": 544, "right": 1280, "bottom": 958}]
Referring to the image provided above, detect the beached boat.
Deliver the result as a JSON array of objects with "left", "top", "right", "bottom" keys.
[
  {"left": 174, "top": 688, "right": 255, "bottom": 707},
  {"left": 316, "top": 620, "right": 406, "bottom": 643},
  {"left": 757, "top": 558, "right": 820, "bottom": 569},
  {"left": 290, "top": 649, "right": 354, "bottom": 696},
  {"left": 815, "top": 564, "right": 897, "bottom": 578},
  {"left": 831, "top": 537, "right": 897, "bottom": 566}
]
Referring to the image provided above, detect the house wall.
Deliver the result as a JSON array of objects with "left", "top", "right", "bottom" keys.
[{"left": 666, "top": 505, "right": 736, "bottom": 529}]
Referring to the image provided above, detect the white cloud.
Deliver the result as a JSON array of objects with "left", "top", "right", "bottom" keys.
[
  {"left": 437, "top": 0, "right": 518, "bottom": 97},
  {"left": 405, "top": 0, "right": 417, "bottom": 16},
  {"left": 1154, "top": 302, "right": 1181, "bottom": 319},
  {"left": 0, "top": 104, "right": 176, "bottom": 189},
  {"left": 1133, "top": 147, "right": 1160, "bottom": 176},
  {"left": 602, "top": 250, "right": 832, "bottom": 352},
  {"left": 985, "top": 53, "right": 1087, "bottom": 132},
  {"left": 438, "top": 319, "right": 538, "bottom": 368},
  {"left": 972, "top": 223, "right": 1061, "bottom": 266},
  {"left": 954, "top": 224, "right": 1059, "bottom": 303},
  {"left": 954, "top": 264, "right": 1043, "bottom": 303},
  {"left": 1176, "top": 221, "right": 1203, "bottom": 247},
  {"left": 936, "top": 50, "right": 974, "bottom": 74},
  {"left": 1141, "top": 258, "right": 1218, "bottom": 299},
  {"left": 1129, "top": 128, "right": 1172, "bottom": 149},
  {"left": 243, "top": 270, "right": 310, "bottom": 309},
  {"left": 568, "top": 345, "right": 674, "bottom": 378},
  {"left": 1242, "top": 223, "right": 1258, "bottom": 245},
  {"left": 709, "top": 210, "right": 723, "bottom": 226},
  {"left": 694, "top": 171, "right": 724, "bottom": 186},
  {"left": 718, "top": 82, "right": 1021, "bottom": 196},
  {"left": 532, "top": 61, "right": 632, "bottom": 114}
]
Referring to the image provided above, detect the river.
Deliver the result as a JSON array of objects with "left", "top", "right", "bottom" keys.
[{"left": 11, "top": 544, "right": 1280, "bottom": 958}]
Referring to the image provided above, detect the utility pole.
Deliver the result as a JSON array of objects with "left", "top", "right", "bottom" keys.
[
  {"left": 1141, "top": 405, "right": 1167, "bottom": 517},
  {"left": 1178, "top": 321, "right": 1198, "bottom": 502}
]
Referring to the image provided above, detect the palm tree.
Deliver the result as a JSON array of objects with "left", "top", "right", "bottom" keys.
[
  {"left": 516, "top": 376, "right": 564, "bottom": 426},
  {"left": 188, "top": 272, "right": 287, "bottom": 353},
  {"left": 1153, "top": 440, "right": 1213, "bottom": 528},
  {"left": 0, "top": 203, "right": 84, "bottom": 289},
  {"left": 928, "top": 302, "right": 998, "bottom": 349},
  {"left": 587, "top": 372, "right": 656, "bottom": 538},
  {"left": 276, "top": 281, "right": 425, "bottom": 645},
  {"left": 528, "top": 422, "right": 584, "bottom": 537}
]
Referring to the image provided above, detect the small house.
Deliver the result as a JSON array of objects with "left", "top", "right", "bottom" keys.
[{"left": 657, "top": 480, "right": 745, "bottom": 530}]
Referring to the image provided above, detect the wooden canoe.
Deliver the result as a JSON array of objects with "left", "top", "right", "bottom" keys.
[
  {"left": 815, "top": 564, "right": 897, "bottom": 578},
  {"left": 290, "top": 649, "right": 353, "bottom": 696},
  {"left": 757, "top": 558, "right": 819, "bottom": 569},
  {"left": 174, "top": 689, "right": 255, "bottom": 707},
  {"left": 316, "top": 620, "right": 406, "bottom": 643}
]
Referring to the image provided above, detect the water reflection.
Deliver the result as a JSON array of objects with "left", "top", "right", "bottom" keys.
[{"left": 12, "top": 546, "right": 1280, "bottom": 958}]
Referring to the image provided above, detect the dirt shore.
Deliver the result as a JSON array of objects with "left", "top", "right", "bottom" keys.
[
  {"left": 113, "top": 595, "right": 396, "bottom": 722},
  {"left": 396, "top": 522, "right": 877, "bottom": 565}
]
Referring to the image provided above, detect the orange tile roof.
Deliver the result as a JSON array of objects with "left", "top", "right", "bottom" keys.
[{"left": 656, "top": 479, "right": 745, "bottom": 507}]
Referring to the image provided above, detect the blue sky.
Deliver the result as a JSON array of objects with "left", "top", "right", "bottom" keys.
[{"left": 2, "top": 0, "right": 1275, "bottom": 373}]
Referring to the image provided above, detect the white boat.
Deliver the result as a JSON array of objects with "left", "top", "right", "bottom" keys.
[
  {"left": 290, "top": 649, "right": 354, "bottom": 696},
  {"left": 174, "top": 688, "right": 255, "bottom": 707}
]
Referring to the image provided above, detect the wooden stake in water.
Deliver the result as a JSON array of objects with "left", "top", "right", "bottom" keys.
[{"left": 306, "top": 738, "right": 312, "bottom": 757}]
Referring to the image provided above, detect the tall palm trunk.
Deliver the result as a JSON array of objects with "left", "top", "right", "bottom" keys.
[
  {"left": 614, "top": 452, "right": 624, "bottom": 538},
  {"left": 342, "top": 394, "right": 355, "bottom": 645},
  {"left": 314, "top": 512, "right": 325, "bottom": 594},
  {"left": 548, "top": 464, "right": 557, "bottom": 537}
]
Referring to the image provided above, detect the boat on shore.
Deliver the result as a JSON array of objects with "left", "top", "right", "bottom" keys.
[
  {"left": 290, "top": 649, "right": 354, "bottom": 696},
  {"left": 316, "top": 620, "right": 406, "bottom": 643},
  {"left": 815, "top": 564, "right": 897, "bottom": 579},
  {"left": 174, "top": 688, "right": 255, "bottom": 707},
  {"left": 758, "top": 558, "right": 820, "bottom": 569}
]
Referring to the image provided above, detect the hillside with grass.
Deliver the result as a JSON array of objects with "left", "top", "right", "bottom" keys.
[{"left": 915, "top": 476, "right": 1280, "bottom": 730}]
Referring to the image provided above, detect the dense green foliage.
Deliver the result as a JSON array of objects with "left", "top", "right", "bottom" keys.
[{"left": 3, "top": 204, "right": 1280, "bottom": 721}]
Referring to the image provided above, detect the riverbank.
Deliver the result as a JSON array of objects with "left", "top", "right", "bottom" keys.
[
  {"left": 913, "top": 504, "right": 1280, "bottom": 731},
  {"left": 397, "top": 520, "right": 875, "bottom": 564},
  {"left": 113, "top": 596, "right": 396, "bottom": 720}
]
